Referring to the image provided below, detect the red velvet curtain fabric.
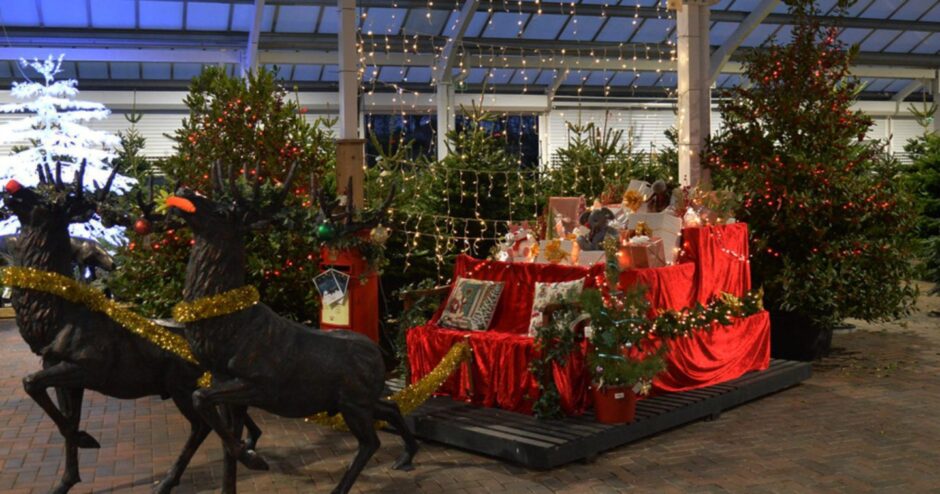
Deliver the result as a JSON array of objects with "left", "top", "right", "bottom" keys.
[{"left": 407, "top": 225, "right": 770, "bottom": 415}]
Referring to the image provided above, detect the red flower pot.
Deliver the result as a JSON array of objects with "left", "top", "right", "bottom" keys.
[{"left": 592, "top": 385, "right": 637, "bottom": 424}]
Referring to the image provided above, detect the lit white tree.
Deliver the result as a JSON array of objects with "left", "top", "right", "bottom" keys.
[{"left": 0, "top": 55, "right": 135, "bottom": 245}]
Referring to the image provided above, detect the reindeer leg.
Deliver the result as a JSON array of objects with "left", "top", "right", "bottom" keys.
[
  {"left": 191, "top": 379, "right": 269, "bottom": 471},
  {"left": 373, "top": 399, "right": 418, "bottom": 471},
  {"left": 243, "top": 414, "right": 262, "bottom": 452},
  {"left": 50, "top": 387, "right": 85, "bottom": 494},
  {"left": 22, "top": 362, "right": 99, "bottom": 449},
  {"left": 332, "top": 407, "right": 380, "bottom": 494},
  {"left": 220, "top": 405, "right": 248, "bottom": 494},
  {"left": 152, "top": 394, "right": 213, "bottom": 494}
]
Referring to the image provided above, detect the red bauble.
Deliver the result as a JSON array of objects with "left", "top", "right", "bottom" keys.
[
  {"left": 134, "top": 218, "right": 151, "bottom": 236},
  {"left": 5, "top": 180, "right": 22, "bottom": 194}
]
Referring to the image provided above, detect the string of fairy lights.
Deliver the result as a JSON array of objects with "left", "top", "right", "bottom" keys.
[{"left": 352, "top": 0, "right": 684, "bottom": 274}]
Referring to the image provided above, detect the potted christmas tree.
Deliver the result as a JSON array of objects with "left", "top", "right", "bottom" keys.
[
  {"left": 580, "top": 288, "right": 665, "bottom": 424},
  {"left": 707, "top": 0, "right": 917, "bottom": 360}
]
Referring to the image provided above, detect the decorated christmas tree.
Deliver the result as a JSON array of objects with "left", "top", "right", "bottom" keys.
[
  {"left": 108, "top": 67, "right": 332, "bottom": 320},
  {"left": 0, "top": 55, "right": 135, "bottom": 245},
  {"left": 707, "top": 0, "right": 918, "bottom": 358}
]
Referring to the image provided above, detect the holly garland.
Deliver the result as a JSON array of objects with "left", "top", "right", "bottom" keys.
[{"left": 530, "top": 286, "right": 764, "bottom": 420}]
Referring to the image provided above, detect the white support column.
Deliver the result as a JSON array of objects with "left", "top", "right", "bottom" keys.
[
  {"left": 932, "top": 71, "right": 940, "bottom": 134},
  {"left": 891, "top": 79, "right": 923, "bottom": 103},
  {"left": 546, "top": 69, "right": 568, "bottom": 101},
  {"left": 337, "top": 0, "right": 364, "bottom": 207},
  {"left": 436, "top": 80, "right": 455, "bottom": 161},
  {"left": 240, "top": 0, "right": 265, "bottom": 77},
  {"left": 707, "top": 0, "right": 778, "bottom": 83},
  {"left": 673, "top": 0, "right": 717, "bottom": 187}
]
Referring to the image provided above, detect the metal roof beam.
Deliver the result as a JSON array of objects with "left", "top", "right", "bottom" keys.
[
  {"left": 241, "top": 0, "right": 265, "bottom": 77},
  {"left": 708, "top": 0, "right": 779, "bottom": 83},
  {"left": 891, "top": 79, "right": 923, "bottom": 102},
  {"left": 0, "top": 46, "right": 242, "bottom": 64},
  {"left": 433, "top": 0, "right": 479, "bottom": 84},
  {"left": 546, "top": 69, "right": 568, "bottom": 100}
]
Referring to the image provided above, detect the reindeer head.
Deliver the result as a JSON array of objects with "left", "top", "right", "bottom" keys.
[
  {"left": 165, "top": 161, "right": 299, "bottom": 241},
  {"left": 2, "top": 161, "right": 117, "bottom": 231}
]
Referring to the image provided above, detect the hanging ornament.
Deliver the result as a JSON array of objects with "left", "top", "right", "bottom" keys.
[
  {"left": 133, "top": 218, "right": 151, "bottom": 236},
  {"left": 316, "top": 222, "right": 336, "bottom": 241},
  {"left": 370, "top": 224, "right": 390, "bottom": 245}
]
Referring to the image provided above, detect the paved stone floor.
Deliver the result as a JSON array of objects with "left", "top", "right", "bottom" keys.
[{"left": 1, "top": 285, "right": 939, "bottom": 493}]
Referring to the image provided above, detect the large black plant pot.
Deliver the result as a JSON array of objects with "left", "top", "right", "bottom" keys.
[{"left": 769, "top": 310, "right": 833, "bottom": 361}]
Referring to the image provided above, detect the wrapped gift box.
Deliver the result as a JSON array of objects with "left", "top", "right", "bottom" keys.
[
  {"left": 627, "top": 212, "right": 683, "bottom": 264},
  {"left": 620, "top": 236, "right": 666, "bottom": 269},
  {"left": 547, "top": 196, "right": 586, "bottom": 239}
]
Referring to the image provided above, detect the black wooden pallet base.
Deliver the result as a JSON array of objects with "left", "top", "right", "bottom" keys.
[{"left": 392, "top": 359, "right": 811, "bottom": 470}]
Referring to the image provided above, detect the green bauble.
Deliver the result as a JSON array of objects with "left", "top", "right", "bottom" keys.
[{"left": 316, "top": 222, "right": 335, "bottom": 241}]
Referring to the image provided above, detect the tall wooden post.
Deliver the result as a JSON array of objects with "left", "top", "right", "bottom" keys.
[
  {"left": 337, "top": 0, "right": 364, "bottom": 207},
  {"left": 671, "top": 0, "right": 717, "bottom": 187}
]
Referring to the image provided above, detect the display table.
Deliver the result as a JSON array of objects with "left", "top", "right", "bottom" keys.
[{"left": 407, "top": 223, "right": 770, "bottom": 415}]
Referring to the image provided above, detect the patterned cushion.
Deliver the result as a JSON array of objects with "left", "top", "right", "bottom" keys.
[
  {"left": 528, "top": 279, "right": 585, "bottom": 336},
  {"left": 438, "top": 277, "right": 505, "bottom": 331}
]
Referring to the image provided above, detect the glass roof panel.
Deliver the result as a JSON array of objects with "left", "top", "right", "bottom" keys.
[
  {"left": 292, "top": 65, "right": 322, "bottom": 82},
  {"left": 884, "top": 79, "right": 915, "bottom": 93},
  {"left": 174, "top": 63, "right": 205, "bottom": 80},
  {"left": 405, "top": 67, "right": 432, "bottom": 84},
  {"left": 487, "top": 68, "right": 515, "bottom": 85},
  {"left": 710, "top": 22, "right": 740, "bottom": 45},
  {"left": 535, "top": 70, "right": 558, "bottom": 85},
  {"left": 0, "top": 0, "right": 39, "bottom": 26},
  {"left": 656, "top": 72, "right": 677, "bottom": 87},
  {"left": 141, "top": 63, "right": 171, "bottom": 80},
  {"left": 858, "top": 0, "right": 906, "bottom": 19},
  {"left": 585, "top": 71, "right": 612, "bottom": 86},
  {"left": 715, "top": 74, "right": 732, "bottom": 87},
  {"left": 558, "top": 15, "right": 606, "bottom": 41},
  {"left": 864, "top": 78, "right": 893, "bottom": 92},
  {"left": 728, "top": 0, "right": 765, "bottom": 10},
  {"left": 523, "top": 14, "right": 568, "bottom": 40},
  {"left": 912, "top": 32, "right": 940, "bottom": 53},
  {"left": 860, "top": 29, "right": 903, "bottom": 51},
  {"left": 846, "top": 0, "right": 878, "bottom": 17},
  {"left": 402, "top": 8, "right": 450, "bottom": 36},
  {"left": 740, "top": 24, "right": 780, "bottom": 47},
  {"left": 631, "top": 18, "right": 672, "bottom": 43},
  {"left": 264, "top": 64, "right": 292, "bottom": 81},
  {"left": 464, "top": 68, "right": 489, "bottom": 84},
  {"left": 317, "top": 7, "right": 339, "bottom": 34},
  {"left": 258, "top": 5, "right": 276, "bottom": 32},
  {"left": 885, "top": 31, "right": 930, "bottom": 53},
  {"left": 0, "top": 62, "right": 13, "bottom": 79},
  {"left": 812, "top": 0, "right": 841, "bottom": 15},
  {"left": 633, "top": 72, "right": 661, "bottom": 86},
  {"left": 891, "top": 0, "right": 936, "bottom": 20},
  {"left": 482, "top": 12, "right": 528, "bottom": 38},
  {"left": 57, "top": 62, "right": 77, "bottom": 80},
  {"left": 462, "top": 13, "right": 490, "bottom": 38},
  {"left": 110, "top": 62, "right": 140, "bottom": 79},
  {"left": 230, "top": 4, "right": 255, "bottom": 32},
  {"left": 379, "top": 66, "right": 407, "bottom": 83},
  {"left": 320, "top": 65, "right": 339, "bottom": 82},
  {"left": 713, "top": 0, "right": 735, "bottom": 9},
  {"left": 510, "top": 69, "right": 539, "bottom": 85},
  {"left": 361, "top": 8, "right": 405, "bottom": 36},
  {"left": 564, "top": 70, "right": 589, "bottom": 86},
  {"left": 275, "top": 6, "right": 320, "bottom": 34},
  {"left": 139, "top": 1, "right": 184, "bottom": 30},
  {"left": 838, "top": 27, "right": 873, "bottom": 45},
  {"left": 362, "top": 66, "right": 378, "bottom": 83},
  {"left": 720, "top": 74, "right": 741, "bottom": 88},
  {"left": 90, "top": 0, "right": 135, "bottom": 29},
  {"left": 594, "top": 16, "right": 639, "bottom": 42},
  {"left": 77, "top": 62, "right": 108, "bottom": 79},
  {"left": 923, "top": 3, "right": 940, "bottom": 21},
  {"left": 41, "top": 0, "right": 87, "bottom": 27},
  {"left": 187, "top": 2, "right": 231, "bottom": 31},
  {"left": 609, "top": 72, "right": 637, "bottom": 87}
]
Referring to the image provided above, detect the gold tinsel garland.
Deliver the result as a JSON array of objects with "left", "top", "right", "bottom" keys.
[
  {"left": 306, "top": 340, "right": 472, "bottom": 430},
  {"left": 172, "top": 286, "right": 260, "bottom": 323},
  {"left": 0, "top": 266, "right": 213, "bottom": 387}
]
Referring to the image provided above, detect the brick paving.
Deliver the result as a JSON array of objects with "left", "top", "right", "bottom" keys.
[{"left": 1, "top": 285, "right": 939, "bottom": 493}]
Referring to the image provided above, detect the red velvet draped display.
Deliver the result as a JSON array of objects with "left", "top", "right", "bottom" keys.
[{"left": 407, "top": 224, "right": 770, "bottom": 415}]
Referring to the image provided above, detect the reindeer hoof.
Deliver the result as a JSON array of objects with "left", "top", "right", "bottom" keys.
[
  {"left": 237, "top": 448, "right": 269, "bottom": 471},
  {"left": 51, "top": 478, "right": 79, "bottom": 494},
  {"left": 74, "top": 431, "right": 100, "bottom": 449},
  {"left": 152, "top": 478, "right": 177, "bottom": 494},
  {"left": 391, "top": 453, "right": 415, "bottom": 472}
]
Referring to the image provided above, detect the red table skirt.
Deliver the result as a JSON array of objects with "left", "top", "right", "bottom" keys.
[{"left": 407, "top": 310, "right": 771, "bottom": 415}]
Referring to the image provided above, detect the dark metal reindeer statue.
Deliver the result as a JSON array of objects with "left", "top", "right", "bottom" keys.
[
  {"left": 1, "top": 162, "right": 262, "bottom": 494},
  {"left": 166, "top": 163, "right": 417, "bottom": 494}
]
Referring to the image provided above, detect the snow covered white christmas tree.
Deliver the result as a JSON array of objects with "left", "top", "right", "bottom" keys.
[{"left": 0, "top": 54, "right": 135, "bottom": 245}]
